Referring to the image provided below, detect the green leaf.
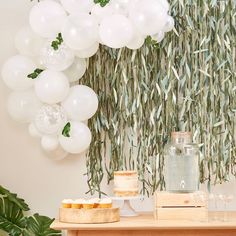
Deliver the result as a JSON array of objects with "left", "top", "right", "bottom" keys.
[
  {"left": 62, "top": 122, "right": 71, "bottom": 137},
  {"left": 26, "top": 214, "right": 61, "bottom": 236},
  {"left": 27, "top": 69, "right": 44, "bottom": 80},
  {"left": 0, "top": 186, "right": 29, "bottom": 211},
  {"left": 94, "top": 0, "right": 110, "bottom": 7},
  {"left": 0, "top": 198, "right": 27, "bottom": 236},
  {"left": 51, "top": 33, "right": 63, "bottom": 50}
]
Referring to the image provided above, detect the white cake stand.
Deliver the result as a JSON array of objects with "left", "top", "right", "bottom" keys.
[{"left": 112, "top": 196, "right": 142, "bottom": 217}]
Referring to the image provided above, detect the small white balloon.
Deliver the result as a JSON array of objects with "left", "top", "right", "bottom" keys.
[
  {"left": 163, "top": 15, "right": 175, "bottom": 32},
  {"left": 41, "top": 135, "right": 59, "bottom": 151},
  {"left": 28, "top": 123, "right": 42, "bottom": 138},
  {"left": 129, "top": 0, "right": 168, "bottom": 35},
  {"left": 44, "top": 145, "right": 68, "bottom": 160},
  {"left": 152, "top": 31, "right": 165, "bottom": 43},
  {"left": 62, "top": 85, "right": 98, "bottom": 121},
  {"left": 99, "top": 14, "right": 134, "bottom": 49},
  {"left": 110, "top": 0, "right": 129, "bottom": 15},
  {"left": 91, "top": 4, "right": 114, "bottom": 22},
  {"left": 34, "top": 104, "right": 67, "bottom": 135},
  {"left": 34, "top": 69, "right": 69, "bottom": 104},
  {"left": 126, "top": 32, "right": 145, "bottom": 50},
  {"left": 15, "top": 26, "right": 44, "bottom": 57},
  {"left": 65, "top": 58, "right": 87, "bottom": 82},
  {"left": 75, "top": 42, "right": 99, "bottom": 58},
  {"left": 29, "top": 0, "right": 67, "bottom": 38},
  {"left": 60, "top": 0, "right": 95, "bottom": 15},
  {"left": 1, "top": 55, "right": 36, "bottom": 90},
  {"left": 62, "top": 14, "right": 99, "bottom": 50},
  {"left": 59, "top": 121, "right": 92, "bottom": 154},
  {"left": 7, "top": 90, "right": 42, "bottom": 123},
  {"left": 40, "top": 40, "right": 75, "bottom": 71}
]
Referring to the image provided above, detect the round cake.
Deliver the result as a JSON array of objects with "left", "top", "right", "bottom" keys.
[{"left": 114, "top": 171, "right": 139, "bottom": 197}]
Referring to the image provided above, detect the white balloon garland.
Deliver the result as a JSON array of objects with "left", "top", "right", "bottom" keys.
[{"left": 1, "top": 0, "right": 174, "bottom": 160}]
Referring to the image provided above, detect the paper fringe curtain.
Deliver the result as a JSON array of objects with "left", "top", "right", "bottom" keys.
[{"left": 80, "top": 0, "right": 236, "bottom": 196}]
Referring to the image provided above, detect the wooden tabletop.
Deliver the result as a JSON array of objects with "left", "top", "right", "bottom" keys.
[{"left": 51, "top": 212, "right": 236, "bottom": 231}]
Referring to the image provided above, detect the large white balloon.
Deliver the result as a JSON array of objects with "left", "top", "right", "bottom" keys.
[
  {"left": 34, "top": 69, "right": 69, "bottom": 104},
  {"left": 60, "top": 0, "right": 94, "bottom": 14},
  {"left": 29, "top": 0, "right": 67, "bottom": 38},
  {"left": 1, "top": 55, "right": 36, "bottom": 90},
  {"left": 59, "top": 121, "right": 92, "bottom": 154},
  {"left": 62, "top": 14, "right": 99, "bottom": 50},
  {"left": 28, "top": 123, "right": 42, "bottom": 138},
  {"left": 62, "top": 85, "right": 98, "bottom": 121},
  {"left": 65, "top": 58, "right": 87, "bottom": 83},
  {"left": 152, "top": 31, "right": 165, "bottom": 43},
  {"left": 7, "top": 90, "right": 42, "bottom": 123},
  {"left": 15, "top": 26, "right": 44, "bottom": 57},
  {"left": 129, "top": 0, "right": 168, "bottom": 35},
  {"left": 34, "top": 104, "right": 67, "bottom": 135},
  {"left": 41, "top": 135, "right": 59, "bottom": 151},
  {"left": 75, "top": 42, "right": 99, "bottom": 58},
  {"left": 40, "top": 40, "right": 75, "bottom": 71},
  {"left": 99, "top": 14, "right": 134, "bottom": 48},
  {"left": 163, "top": 15, "right": 175, "bottom": 32}
]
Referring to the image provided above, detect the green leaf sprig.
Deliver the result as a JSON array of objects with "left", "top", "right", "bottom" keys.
[
  {"left": 27, "top": 68, "right": 44, "bottom": 79},
  {"left": 94, "top": 0, "right": 110, "bottom": 7},
  {"left": 62, "top": 122, "right": 71, "bottom": 137},
  {"left": 51, "top": 33, "right": 63, "bottom": 50},
  {"left": 145, "top": 36, "right": 160, "bottom": 49}
]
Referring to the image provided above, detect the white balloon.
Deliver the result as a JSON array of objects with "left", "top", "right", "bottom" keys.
[
  {"left": 7, "top": 90, "right": 42, "bottom": 123},
  {"left": 62, "top": 14, "right": 99, "bottom": 50},
  {"left": 159, "top": 0, "right": 170, "bottom": 11},
  {"left": 41, "top": 135, "right": 59, "bottom": 151},
  {"left": 65, "top": 58, "right": 87, "bottom": 82},
  {"left": 34, "top": 104, "right": 67, "bottom": 135},
  {"left": 28, "top": 123, "right": 42, "bottom": 138},
  {"left": 62, "top": 85, "right": 98, "bottom": 121},
  {"left": 75, "top": 42, "right": 99, "bottom": 58},
  {"left": 59, "top": 121, "right": 92, "bottom": 154},
  {"left": 40, "top": 40, "right": 75, "bottom": 71},
  {"left": 60, "top": 0, "right": 94, "bottom": 14},
  {"left": 99, "top": 14, "right": 134, "bottom": 49},
  {"left": 129, "top": 0, "right": 168, "bottom": 35},
  {"left": 91, "top": 4, "right": 114, "bottom": 22},
  {"left": 29, "top": 0, "right": 67, "bottom": 38},
  {"left": 44, "top": 145, "right": 68, "bottom": 160},
  {"left": 152, "top": 31, "right": 165, "bottom": 43},
  {"left": 1, "top": 55, "right": 36, "bottom": 90},
  {"left": 110, "top": 0, "right": 129, "bottom": 15},
  {"left": 34, "top": 69, "right": 69, "bottom": 104},
  {"left": 163, "top": 15, "right": 175, "bottom": 32},
  {"left": 15, "top": 26, "right": 44, "bottom": 57},
  {"left": 126, "top": 32, "right": 145, "bottom": 50}
]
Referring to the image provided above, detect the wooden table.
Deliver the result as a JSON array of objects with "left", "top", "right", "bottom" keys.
[{"left": 51, "top": 212, "right": 236, "bottom": 236}]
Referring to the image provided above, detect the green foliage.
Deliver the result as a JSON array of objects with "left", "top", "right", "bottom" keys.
[
  {"left": 94, "top": 0, "right": 110, "bottom": 7},
  {"left": 27, "top": 69, "right": 44, "bottom": 79},
  {"left": 0, "top": 186, "right": 61, "bottom": 236},
  {"left": 62, "top": 122, "right": 71, "bottom": 138},
  {"left": 80, "top": 0, "right": 236, "bottom": 196},
  {"left": 51, "top": 33, "right": 63, "bottom": 50}
]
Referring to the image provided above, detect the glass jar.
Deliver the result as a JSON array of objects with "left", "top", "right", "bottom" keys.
[{"left": 164, "top": 132, "right": 199, "bottom": 193}]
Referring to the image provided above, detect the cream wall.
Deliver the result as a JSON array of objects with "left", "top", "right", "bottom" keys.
[{"left": 0, "top": 0, "right": 236, "bottom": 221}]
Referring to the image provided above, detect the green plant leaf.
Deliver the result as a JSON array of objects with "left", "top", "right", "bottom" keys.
[
  {"left": 51, "top": 33, "right": 63, "bottom": 50},
  {"left": 0, "top": 186, "right": 29, "bottom": 211},
  {"left": 62, "top": 122, "right": 71, "bottom": 137},
  {"left": 27, "top": 69, "right": 44, "bottom": 80},
  {"left": 94, "top": 0, "right": 110, "bottom": 7},
  {"left": 26, "top": 214, "right": 61, "bottom": 236},
  {"left": 0, "top": 198, "right": 27, "bottom": 236}
]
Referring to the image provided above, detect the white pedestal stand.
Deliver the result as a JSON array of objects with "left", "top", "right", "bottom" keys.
[{"left": 112, "top": 196, "right": 141, "bottom": 217}]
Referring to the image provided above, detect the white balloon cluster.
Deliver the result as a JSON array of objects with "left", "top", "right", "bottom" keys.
[{"left": 1, "top": 0, "right": 174, "bottom": 160}]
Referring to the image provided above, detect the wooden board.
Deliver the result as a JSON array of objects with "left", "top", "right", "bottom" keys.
[
  {"left": 59, "top": 207, "right": 120, "bottom": 224},
  {"left": 154, "top": 191, "right": 207, "bottom": 207},
  {"left": 154, "top": 207, "right": 207, "bottom": 221}
]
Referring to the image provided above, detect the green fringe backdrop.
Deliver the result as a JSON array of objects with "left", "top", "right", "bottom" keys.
[{"left": 80, "top": 0, "right": 236, "bottom": 196}]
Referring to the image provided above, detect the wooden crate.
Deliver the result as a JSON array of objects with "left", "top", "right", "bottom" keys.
[{"left": 154, "top": 191, "right": 208, "bottom": 221}]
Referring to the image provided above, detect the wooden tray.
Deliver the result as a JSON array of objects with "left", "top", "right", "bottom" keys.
[{"left": 59, "top": 207, "right": 120, "bottom": 224}]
